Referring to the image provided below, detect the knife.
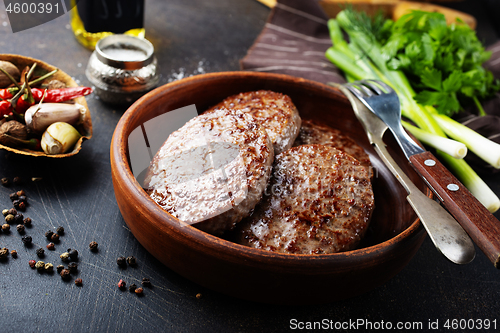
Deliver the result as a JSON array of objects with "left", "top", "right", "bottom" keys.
[{"left": 333, "top": 83, "right": 475, "bottom": 265}]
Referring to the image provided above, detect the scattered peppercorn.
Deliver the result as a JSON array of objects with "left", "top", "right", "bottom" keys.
[
  {"left": 196, "top": 293, "right": 202, "bottom": 299},
  {"left": 4, "top": 214, "right": 14, "bottom": 224},
  {"left": 118, "top": 279, "right": 126, "bottom": 289},
  {"left": 2, "top": 209, "right": 8, "bottom": 216},
  {"left": 45, "top": 230, "right": 54, "bottom": 239},
  {"left": 9, "top": 192, "right": 18, "bottom": 201},
  {"left": 89, "top": 241, "right": 98, "bottom": 252},
  {"left": 74, "top": 278, "right": 83, "bottom": 286},
  {"left": 18, "top": 195, "right": 27, "bottom": 204},
  {"left": 28, "top": 259, "right": 36, "bottom": 268},
  {"left": 21, "top": 235, "right": 32, "bottom": 245},
  {"left": 60, "top": 268, "right": 71, "bottom": 280},
  {"left": 117, "top": 256, "right": 126, "bottom": 267},
  {"left": 60, "top": 252, "right": 70, "bottom": 262},
  {"left": 12, "top": 200, "right": 24, "bottom": 211},
  {"left": 141, "top": 278, "right": 151, "bottom": 287},
  {"left": 56, "top": 265, "right": 64, "bottom": 273},
  {"left": 13, "top": 213, "right": 23, "bottom": 224},
  {"left": 68, "top": 262, "right": 78, "bottom": 273},
  {"left": 128, "top": 283, "right": 137, "bottom": 292},
  {"left": 1, "top": 177, "right": 10, "bottom": 187},
  {"left": 0, "top": 247, "right": 9, "bottom": 260},
  {"left": 7, "top": 208, "right": 16, "bottom": 216},
  {"left": 46, "top": 242, "right": 55, "bottom": 251},
  {"left": 2, "top": 223, "right": 10, "bottom": 232},
  {"left": 135, "top": 287, "right": 143, "bottom": 295},
  {"left": 12, "top": 176, "right": 21, "bottom": 185},
  {"left": 68, "top": 249, "right": 78, "bottom": 260},
  {"left": 10, "top": 250, "right": 17, "bottom": 258},
  {"left": 126, "top": 256, "right": 137, "bottom": 266},
  {"left": 44, "top": 263, "right": 54, "bottom": 272},
  {"left": 35, "top": 248, "right": 45, "bottom": 258},
  {"left": 35, "top": 261, "right": 45, "bottom": 271},
  {"left": 16, "top": 190, "right": 25, "bottom": 197},
  {"left": 50, "top": 233, "right": 59, "bottom": 243},
  {"left": 56, "top": 226, "right": 64, "bottom": 234},
  {"left": 16, "top": 224, "right": 25, "bottom": 234},
  {"left": 23, "top": 217, "right": 32, "bottom": 227}
]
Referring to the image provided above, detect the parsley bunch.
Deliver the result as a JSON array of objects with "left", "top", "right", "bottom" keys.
[{"left": 383, "top": 11, "right": 499, "bottom": 116}]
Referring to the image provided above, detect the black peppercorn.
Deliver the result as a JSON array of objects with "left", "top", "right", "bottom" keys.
[
  {"left": 56, "top": 265, "right": 64, "bottom": 273},
  {"left": 89, "top": 241, "right": 98, "bottom": 251},
  {"left": 68, "top": 262, "right": 78, "bottom": 273},
  {"left": 21, "top": 235, "right": 32, "bottom": 245},
  {"left": 126, "top": 256, "right": 137, "bottom": 266},
  {"left": 45, "top": 230, "right": 54, "bottom": 240},
  {"left": 23, "top": 217, "right": 32, "bottom": 227},
  {"left": 35, "top": 248, "right": 45, "bottom": 258},
  {"left": 16, "top": 224, "right": 25, "bottom": 234},
  {"left": 117, "top": 256, "right": 126, "bottom": 266},
  {"left": 7, "top": 208, "right": 16, "bottom": 216},
  {"left": 46, "top": 242, "right": 55, "bottom": 251},
  {"left": 12, "top": 176, "right": 21, "bottom": 185},
  {"left": 56, "top": 226, "right": 64, "bottom": 234},
  {"left": 9, "top": 192, "right": 18, "bottom": 201},
  {"left": 14, "top": 213, "right": 23, "bottom": 224},
  {"left": 128, "top": 283, "right": 137, "bottom": 292},
  {"left": 18, "top": 195, "right": 27, "bottom": 204},
  {"left": 50, "top": 233, "right": 59, "bottom": 242},
  {"left": 1, "top": 177, "right": 10, "bottom": 187},
  {"left": 12, "top": 200, "right": 21, "bottom": 210},
  {"left": 141, "top": 278, "right": 151, "bottom": 287},
  {"left": 68, "top": 249, "right": 78, "bottom": 260},
  {"left": 60, "top": 268, "right": 71, "bottom": 280}
]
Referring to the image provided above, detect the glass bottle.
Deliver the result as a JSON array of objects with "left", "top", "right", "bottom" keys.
[{"left": 70, "top": 0, "right": 145, "bottom": 50}]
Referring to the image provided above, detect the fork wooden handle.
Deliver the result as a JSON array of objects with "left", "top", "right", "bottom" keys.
[{"left": 409, "top": 151, "right": 500, "bottom": 268}]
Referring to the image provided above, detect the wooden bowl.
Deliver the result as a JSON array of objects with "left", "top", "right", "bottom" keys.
[
  {"left": 110, "top": 72, "right": 430, "bottom": 304},
  {"left": 0, "top": 54, "right": 92, "bottom": 157}
]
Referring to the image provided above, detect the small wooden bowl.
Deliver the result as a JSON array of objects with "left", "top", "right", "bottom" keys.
[
  {"left": 111, "top": 72, "right": 430, "bottom": 304},
  {"left": 0, "top": 54, "right": 92, "bottom": 157}
]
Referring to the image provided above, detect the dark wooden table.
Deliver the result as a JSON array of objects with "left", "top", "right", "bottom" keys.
[{"left": 0, "top": 1, "right": 499, "bottom": 332}]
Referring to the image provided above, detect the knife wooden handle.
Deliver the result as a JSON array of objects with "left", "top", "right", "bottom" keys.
[{"left": 409, "top": 151, "right": 500, "bottom": 268}]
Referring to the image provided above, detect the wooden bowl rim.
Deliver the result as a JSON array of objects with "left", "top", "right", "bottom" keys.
[
  {"left": 111, "top": 71, "right": 423, "bottom": 266},
  {"left": 0, "top": 54, "right": 92, "bottom": 158}
]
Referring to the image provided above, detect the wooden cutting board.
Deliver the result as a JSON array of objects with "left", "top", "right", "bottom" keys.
[{"left": 257, "top": 0, "right": 476, "bottom": 29}]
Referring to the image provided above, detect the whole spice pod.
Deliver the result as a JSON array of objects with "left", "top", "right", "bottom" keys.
[
  {"left": 0, "top": 60, "right": 20, "bottom": 88},
  {"left": 0, "top": 120, "right": 31, "bottom": 148},
  {"left": 41, "top": 122, "right": 81, "bottom": 155},
  {"left": 24, "top": 103, "right": 86, "bottom": 134}
]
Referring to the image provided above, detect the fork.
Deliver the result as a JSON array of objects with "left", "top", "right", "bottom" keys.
[{"left": 345, "top": 79, "right": 500, "bottom": 268}]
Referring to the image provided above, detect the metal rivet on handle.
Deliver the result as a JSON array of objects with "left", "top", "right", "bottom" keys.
[
  {"left": 447, "top": 184, "right": 459, "bottom": 191},
  {"left": 424, "top": 159, "right": 436, "bottom": 166}
]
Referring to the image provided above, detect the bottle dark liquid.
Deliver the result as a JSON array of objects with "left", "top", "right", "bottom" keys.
[{"left": 70, "top": 0, "right": 145, "bottom": 50}]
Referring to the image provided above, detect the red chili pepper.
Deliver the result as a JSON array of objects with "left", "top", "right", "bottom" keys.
[
  {"left": 0, "top": 100, "right": 12, "bottom": 117},
  {"left": 31, "top": 87, "right": 93, "bottom": 103},
  {"left": 0, "top": 88, "right": 15, "bottom": 100}
]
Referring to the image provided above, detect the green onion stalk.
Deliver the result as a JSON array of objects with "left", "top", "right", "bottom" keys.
[{"left": 326, "top": 11, "right": 500, "bottom": 212}]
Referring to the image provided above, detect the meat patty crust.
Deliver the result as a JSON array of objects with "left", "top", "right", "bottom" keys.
[
  {"left": 235, "top": 144, "right": 374, "bottom": 254},
  {"left": 293, "top": 119, "right": 372, "bottom": 177},
  {"left": 144, "top": 108, "right": 274, "bottom": 235},
  {"left": 205, "top": 90, "right": 301, "bottom": 155}
]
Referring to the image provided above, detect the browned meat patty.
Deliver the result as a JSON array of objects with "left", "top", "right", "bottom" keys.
[
  {"left": 293, "top": 119, "right": 372, "bottom": 177},
  {"left": 235, "top": 144, "right": 374, "bottom": 254},
  {"left": 205, "top": 90, "right": 301, "bottom": 155},
  {"left": 144, "top": 108, "right": 274, "bottom": 235}
]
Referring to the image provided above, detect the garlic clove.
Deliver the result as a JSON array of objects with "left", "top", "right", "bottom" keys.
[
  {"left": 41, "top": 122, "right": 82, "bottom": 155},
  {"left": 25, "top": 103, "right": 86, "bottom": 134}
]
